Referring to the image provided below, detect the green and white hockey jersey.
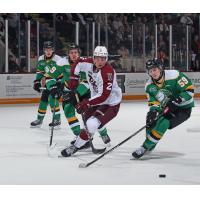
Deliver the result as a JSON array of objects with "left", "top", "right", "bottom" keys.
[
  {"left": 36, "top": 54, "right": 62, "bottom": 81},
  {"left": 145, "top": 70, "right": 194, "bottom": 112}
]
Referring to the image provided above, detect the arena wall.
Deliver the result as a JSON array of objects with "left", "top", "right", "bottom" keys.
[{"left": 0, "top": 72, "right": 200, "bottom": 104}]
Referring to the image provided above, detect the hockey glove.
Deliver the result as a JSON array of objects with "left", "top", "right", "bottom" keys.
[
  {"left": 50, "top": 85, "right": 62, "bottom": 99},
  {"left": 146, "top": 110, "right": 159, "bottom": 128},
  {"left": 76, "top": 99, "right": 91, "bottom": 114},
  {"left": 164, "top": 96, "right": 182, "bottom": 115},
  {"left": 56, "top": 81, "right": 64, "bottom": 91},
  {"left": 62, "top": 90, "right": 80, "bottom": 106},
  {"left": 33, "top": 80, "right": 41, "bottom": 93}
]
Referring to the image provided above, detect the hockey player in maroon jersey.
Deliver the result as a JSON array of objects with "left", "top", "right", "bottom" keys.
[{"left": 61, "top": 46, "right": 122, "bottom": 157}]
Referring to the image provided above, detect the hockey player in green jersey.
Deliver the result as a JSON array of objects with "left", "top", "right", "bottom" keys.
[
  {"left": 30, "top": 41, "right": 62, "bottom": 128},
  {"left": 132, "top": 58, "right": 194, "bottom": 159},
  {"left": 54, "top": 44, "right": 111, "bottom": 148}
]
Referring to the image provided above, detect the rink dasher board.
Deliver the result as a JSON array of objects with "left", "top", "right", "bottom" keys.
[{"left": 0, "top": 72, "right": 200, "bottom": 104}]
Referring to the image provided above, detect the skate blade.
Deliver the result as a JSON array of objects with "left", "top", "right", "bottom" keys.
[
  {"left": 130, "top": 156, "right": 146, "bottom": 160},
  {"left": 30, "top": 124, "right": 42, "bottom": 128},
  {"left": 130, "top": 150, "right": 152, "bottom": 160},
  {"left": 49, "top": 125, "right": 61, "bottom": 130}
]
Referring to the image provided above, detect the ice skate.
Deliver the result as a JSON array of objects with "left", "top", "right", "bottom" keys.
[
  {"left": 101, "top": 134, "right": 111, "bottom": 144},
  {"left": 70, "top": 136, "right": 78, "bottom": 145},
  {"left": 30, "top": 119, "right": 43, "bottom": 128},
  {"left": 61, "top": 145, "right": 79, "bottom": 157},
  {"left": 49, "top": 119, "right": 61, "bottom": 130},
  {"left": 101, "top": 134, "right": 111, "bottom": 147},
  {"left": 71, "top": 137, "right": 91, "bottom": 150},
  {"left": 132, "top": 146, "right": 147, "bottom": 159},
  {"left": 79, "top": 140, "right": 91, "bottom": 150}
]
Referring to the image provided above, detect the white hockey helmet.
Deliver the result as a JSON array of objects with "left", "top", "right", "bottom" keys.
[{"left": 93, "top": 46, "right": 108, "bottom": 61}]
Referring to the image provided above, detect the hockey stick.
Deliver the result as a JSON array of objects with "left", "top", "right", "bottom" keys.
[
  {"left": 79, "top": 124, "right": 147, "bottom": 168},
  {"left": 49, "top": 97, "right": 57, "bottom": 147},
  {"left": 75, "top": 93, "right": 106, "bottom": 154},
  {"left": 78, "top": 111, "right": 166, "bottom": 168}
]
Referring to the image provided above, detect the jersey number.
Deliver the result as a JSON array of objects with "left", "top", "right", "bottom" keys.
[
  {"left": 178, "top": 77, "right": 188, "bottom": 87},
  {"left": 106, "top": 83, "right": 112, "bottom": 90}
]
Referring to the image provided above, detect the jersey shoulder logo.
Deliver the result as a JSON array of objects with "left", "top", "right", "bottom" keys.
[{"left": 149, "top": 86, "right": 157, "bottom": 93}]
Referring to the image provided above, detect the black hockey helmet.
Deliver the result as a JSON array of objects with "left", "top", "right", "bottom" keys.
[
  {"left": 43, "top": 41, "right": 54, "bottom": 51},
  {"left": 146, "top": 58, "right": 163, "bottom": 72},
  {"left": 68, "top": 43, "right": 80, "bottom": 53},
  {"left": 146, "top": 58, "right": 164, "bottom": 80}
]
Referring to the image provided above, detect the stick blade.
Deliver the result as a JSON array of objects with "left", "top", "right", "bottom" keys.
[
  {"left": 92, "top": 147, "right": 106, "bottom": 154},
  {"left": 47, "top": 143, "right": 58, "bottom": 157},
  {"left": 79, "top": 163, "right": 88, "bottom": 168}
]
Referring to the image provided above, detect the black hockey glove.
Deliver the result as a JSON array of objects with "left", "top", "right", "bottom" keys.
[
  {"left": 62, "top": 90, "right": 80, "bottom": 106},
  {"left": 146, "top": 110, "right": 159, "bottom": 128},
  {"left": 33, "top": 80, "right": 41, "bottom": 93},
  {"left": 50, "top": 85, "right": 62, "bottom": 99},
  {"left": 164, "top": 96, "right": 182, "bottom": 115},
  {"left": 56, "top": 80, "right": 64, "bottom": 91}
]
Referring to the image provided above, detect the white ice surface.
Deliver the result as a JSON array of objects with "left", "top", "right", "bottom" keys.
[{"left": 0, "top": 101, "right": 200, "bottom": 185}]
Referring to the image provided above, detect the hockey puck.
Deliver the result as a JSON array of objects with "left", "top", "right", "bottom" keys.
[{"left": 159, "top": 174, "right": 166, "bottom": 178}]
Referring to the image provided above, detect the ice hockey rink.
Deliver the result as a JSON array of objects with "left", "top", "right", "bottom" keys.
[{"left": 0, "top": 100, "right": 200, "bottom": 185}]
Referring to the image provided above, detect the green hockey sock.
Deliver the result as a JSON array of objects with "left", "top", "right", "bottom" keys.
[
  {"left": 98, "top": 127, "right": 108, "bottom": 136},
  {"left": 37, "top": 100, "right": 48, "bottom": 120}
]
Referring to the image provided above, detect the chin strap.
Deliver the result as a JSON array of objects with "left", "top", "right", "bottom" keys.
[{"left": 152, "top": 71, "right": 165, "bottom": 86}]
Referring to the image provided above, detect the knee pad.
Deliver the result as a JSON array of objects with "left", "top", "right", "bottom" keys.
[{"left": 86, "top": 117, "right": 101, "bottom": 135}]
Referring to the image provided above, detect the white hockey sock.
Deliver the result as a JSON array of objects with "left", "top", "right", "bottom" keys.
[{"left": 74, "top": 136, "right": 88, "bottom": 148}]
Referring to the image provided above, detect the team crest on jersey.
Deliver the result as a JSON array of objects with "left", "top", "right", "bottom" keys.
[
  {"left": 50, "top": 66, "right": 56, "bottom": 73},
  {"left": 107, "top": 73, "right": 113, "bottom": 81},
  {"left": 88, "top": 73, "right": 98, "bottom": 93},
  {"left": 149, "top": 86, "right": 157, "bottom": 92},
  {"left": 159, "top": 89, "right": 172, "bottom": 97}
]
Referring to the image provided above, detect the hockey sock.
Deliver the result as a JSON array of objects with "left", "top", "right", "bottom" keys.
[
  {"left": 51, "top": 106, "right": 61, "bottom": 120},
  {"left": 37, "top": 100, "right": 48, "bottom": 120},
  {"left": 98, "top": 126, "right": 108, "bottom": 136},
  {"left": 74, "top": 129, "right": 89, "bottom": 148},
  {"left": 67, "top": 116, "right": 80, "bottom": 136},
  {"left": 143, "top": 130, "right": 163, "bottom": 150},
  {"left": 64, "top": 103, "right": 80, "bottom": 136},
  {"left": 143, "top": 116, "right": 170, "bottom": 150},
  {"left": 49, "top": 96, "right": 61, "bottom": 121}
]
